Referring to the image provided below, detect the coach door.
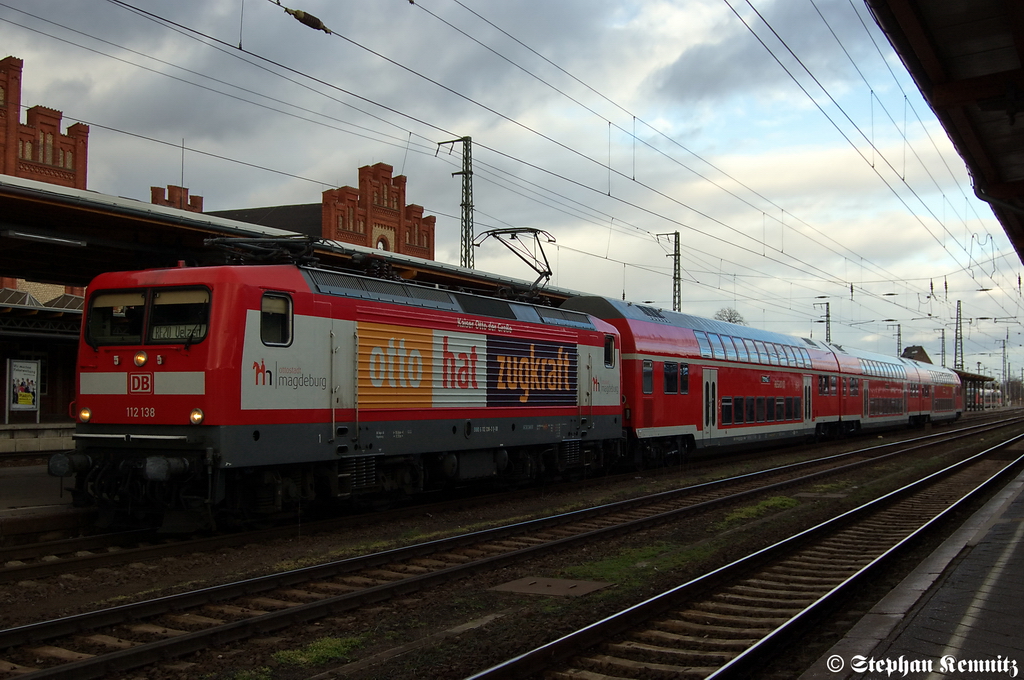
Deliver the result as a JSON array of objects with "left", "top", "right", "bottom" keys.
[
  {"left": 703, "top": 368, "right": 718, "bottom": 440},
  {"left": 803, "top": 375, "right": 813, "bottom": 422}
]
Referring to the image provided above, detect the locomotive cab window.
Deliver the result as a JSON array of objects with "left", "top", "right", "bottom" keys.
[
  {"left": 261, "top": 293, "right": 293, "bottom": 346},
  {"left": 604, "top": 335, "right": 616, "bottom": 368},
  {"left": 149, "top": 288, "right": 210, "bottom": 345},
  {"left": 87, "top": 291, "right": 146, "bottom": 346}
]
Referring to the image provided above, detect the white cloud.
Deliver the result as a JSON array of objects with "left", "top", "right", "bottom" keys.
[{"left": 0, "top": 0, "right": 1019, "bottom": 372}]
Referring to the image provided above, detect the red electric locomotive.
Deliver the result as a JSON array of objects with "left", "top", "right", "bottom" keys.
[
  {"left": 51, "top": 260, "right": 623, "bottom": 530},
  {"left": 49, "top": 244, "right": 961, "bottom": 530}
]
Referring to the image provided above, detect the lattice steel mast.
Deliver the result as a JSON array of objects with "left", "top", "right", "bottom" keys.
[{"left": 438, "top": 137, "right": 474, "bottom": 269}]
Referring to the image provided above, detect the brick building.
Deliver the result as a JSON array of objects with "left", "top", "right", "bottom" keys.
[
  {"left": 0, "top": 55, "right": 88, "bottom": 435},
  {"left": 0, "top": 56, "right": 89, "bottom": 190},
  {"left": 211, "top": 163, "right": 436, "bottom": 260},
  {"left": 151, "top": 185, "right": 204, "bottom": 212}
]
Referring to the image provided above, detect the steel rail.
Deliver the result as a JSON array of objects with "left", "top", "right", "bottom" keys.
[
  {"left": 466, "top": 433, "right": 1024, "bottom": 680},
  {"left": 1, "top": 421, "right": 1019, "bottom": 678},
  {"left": 1, "top": 415, "right": 1015, "bottom": 579}
]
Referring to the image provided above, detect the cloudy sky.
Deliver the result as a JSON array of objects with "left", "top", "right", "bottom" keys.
[{"left": 3, "top": 0, "right": 1022, "bottom": 379}]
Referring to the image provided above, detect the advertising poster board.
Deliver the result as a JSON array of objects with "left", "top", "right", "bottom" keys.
[{"left": 8, "top": 359, "right": 40, "bottom": 421}]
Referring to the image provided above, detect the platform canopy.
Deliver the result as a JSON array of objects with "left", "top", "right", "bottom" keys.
[
  {"left": 0, "top": 175, "right": 577, "bottom": 303},
  {"left": 866, "top": 0, "right": 1024, "bottom": 263}
]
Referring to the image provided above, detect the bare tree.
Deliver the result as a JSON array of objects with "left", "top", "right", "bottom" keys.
[{"left": 714, "top": 307, "right": 746, "bottom": 325}]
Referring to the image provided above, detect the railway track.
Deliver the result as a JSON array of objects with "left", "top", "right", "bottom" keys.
[
  {"left": 0, "top": 416, "right": 1017, "bottom": 585},
  {"left": 468, "top": 434, "right": 1024, "bottom": 680},
  {"left": 0, "top": 419, "right": 1019, "bottom": 678}
]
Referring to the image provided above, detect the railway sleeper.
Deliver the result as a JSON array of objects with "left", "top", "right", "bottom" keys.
[
  {"left": 787, "top": 551, "right": 873, "bottom": 564},
  {"left": 725, "top": 583, "right": 829, "bottom": 599},
  {"left": 77, "top": 634, "right": 140, "bottom": 650},
  {"left": 606, "top": 640, "right": 737, "bottom": 666},
  {"left": 634, "top": 629, "right": 756, "bottom": 651},
  {"left": 769, "top": 563, "right": 859, "bottom": 578},
  {"left": 128, "top": 623, "right": 189, "bottom": 638},
  {"left": 699, "top": 600, "right": 806, "bottom": 618},
  {"left": 246, "top": 596, "right": 302, "bottom": 610},
  {"left": 28, "top": 645, "right": 94, "bottom": 662},
  {"left": 0, "top": 659, "right": 37, "bottom": 674},
  {"left": 546, "top": 670, "right": 622, "bottom": 680},
  {"left": 363, "top": 568, "right": 415, "bottom": 580},
  {"left": 713, "top": 591, "right": 818, "bottom": 608},
  {"left": 762, "top": 568, "right": 843, "bottom": 584},
  {"left": 741, "top": 577, "right": 832, "bottom": 593},
  {"left": 204, "top": 604, "right": 267, "bottom": 618},
  {"left": 677, "top": 606, "right": 792, "bottom": 627},
  {"left": 166, "top": 613, "right": 223, "bottom": 627},
  {"left": 654, "top": 616, "right": 774, "bottom": 638},
  {"left": 308, "top": 581, "right": 361, "bottom": 593},
  {"left": 576, "top": 653, "right": 715, "bottom": 680},
  {"left": 277, "top": 588, "right": 327, "bottom": 601}
]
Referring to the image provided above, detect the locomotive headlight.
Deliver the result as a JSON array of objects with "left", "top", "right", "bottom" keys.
[
  {"left": 133, "top": 351, "right": 148, "bottom": 367},
  {"left": 189, "top": 408, "right": 205, "bottom": 425},
  {"left": 79, "top": 407, "right": 92, "bottom": 423}
]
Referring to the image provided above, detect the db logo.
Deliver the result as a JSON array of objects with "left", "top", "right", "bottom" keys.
[{"left": 129, "top": 373, "right": 153, "bottom": 394}]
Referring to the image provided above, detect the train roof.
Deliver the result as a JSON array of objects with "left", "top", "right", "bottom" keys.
[
  {"left": 561, "top": 296, "right": 822, "bottom": 350},
  {"left": 822, "top": 341, "right": 960, "bottom": 384},
  {"left": 301, "top": 265, "right": 600, "bottom": 332},
  {"left": 562, "top": 296, "right": 960, "bottom": 385}
]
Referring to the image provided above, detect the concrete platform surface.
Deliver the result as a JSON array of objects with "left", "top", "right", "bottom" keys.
[{"left": 0, "top": 464, "right": 74, "bottom": 512}]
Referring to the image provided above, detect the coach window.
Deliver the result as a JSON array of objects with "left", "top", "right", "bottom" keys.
[
  {"left": 742, "top": 339, "right": 758, "bottom": 363},
  {"left": 785, "top": 396, "right": 794, "bottom": 420},
  {"left": 680, "top": 363, "right": 690, "bottom": 394},
  {"left": 664, "top": 362, "right": 679, "bottom": 394},
  {"left": 642, "top": 360, "right": 654, "bottom": 394},
  {"left": 721, "top": 337, "right": 738, "bottom": 361},
  {"left": 708, "top": 333, "right": 726, "bottom": 359},
  {"left": 733, "top": 397, "right": 745, "bottom": 423},
  {"left": 604, "top": 334, "right": 616, "bottom": 368},
  {"left": 695, "top": 331, "right": 713, "bottom": 358},
  {"left": 750, "top": 340, "right": 766, "bottom": 364},
  {"left": 261, "top": 293, "right": 293, "bottom": 346},
  {"left": 745, "top": 396, "right": 756, "bottom": 423},
  {"left": 721, "top": 396, "right": 733, "bottom": 425},
  {"left": 830, "top": 375, "right": 838, "bottom": 395},
  {"left": 732, "top": 338, "right": 748, "bottom": 362},
  {"left": 765, "top": 396, "right": 775, "bottom": 422}
]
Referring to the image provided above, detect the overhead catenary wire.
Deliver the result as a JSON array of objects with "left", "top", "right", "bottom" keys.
[{"left": 2, "top": 1, "right": 1015, "bottom": 360}]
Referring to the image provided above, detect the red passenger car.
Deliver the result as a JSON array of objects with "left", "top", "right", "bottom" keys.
[{"left": 563, "top": 296, "right": 962, "bottom": 466}]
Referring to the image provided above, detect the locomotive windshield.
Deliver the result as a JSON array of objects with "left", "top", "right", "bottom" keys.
[{"left": 86, "top": 287, "right": 210, "bottom": 347}]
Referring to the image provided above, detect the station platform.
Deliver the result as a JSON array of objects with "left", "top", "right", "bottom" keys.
[
  {"left": 799, "top": 466, "right": 1024, "bottom": 679},
  {"left": 0, "top": 464, "right": 88, "bottom": 543},
  {"left": 0, "top": 422, "right": 74, "bottom": 455}
]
